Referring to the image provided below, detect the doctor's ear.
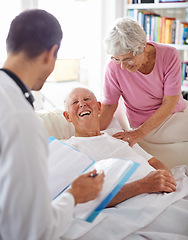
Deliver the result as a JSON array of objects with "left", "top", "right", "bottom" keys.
[
  {"left": 63, "top": 111, "right": 72, "bottom": 123},
  {"left": 53, "top": 45, "right": 59, "bottom": 57},
  {"left": 44, "top": 45, "right": 58, "bottom": 64}
]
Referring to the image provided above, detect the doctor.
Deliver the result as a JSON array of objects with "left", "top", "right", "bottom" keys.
[{"left": 0, "top": 9, "right": 104, "bottom": 240}]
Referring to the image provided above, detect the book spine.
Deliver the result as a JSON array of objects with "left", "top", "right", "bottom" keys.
[
  {"left": 157, "top": 16, "right": 161, "bottom": 43},
  {"left": 171, "top": 20, "right": 176, "bottom": 44},
  {"left": 175, "top": 19, "right": 180, "bottom": 44},
  {"left": 151, "top": 15, "right": 155, "bottom": 41},
  {"left": 179, "top": 23, "right": 184, "bottom": 45},
  {"left": 160, "top": 17, "right": 166, "bottom": 43},
  {"left": 144, "top": 14, "right": 151, "bottom": 41},
  {"left": 164, "top": 19, "right": 172, "bottom": 44}
]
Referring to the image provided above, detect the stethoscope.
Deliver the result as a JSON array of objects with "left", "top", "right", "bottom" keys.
[{"left": 0, "top": 68, "right": 34, "bottom": 108}]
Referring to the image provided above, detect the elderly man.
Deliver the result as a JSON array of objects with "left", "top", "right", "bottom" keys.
[
  {"left": 63, "top": 87, "right": 177, "bottom": 206},
  {"left": 62, "top": 87, "right": 188, "bottom": 240}
]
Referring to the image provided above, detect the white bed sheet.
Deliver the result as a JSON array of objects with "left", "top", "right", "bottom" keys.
[
  {"left": 125, "top": 196, "right": 188, "bottom": 240},
  {"left": 61, "top": 165, "right": 188, "bottom": 240}
]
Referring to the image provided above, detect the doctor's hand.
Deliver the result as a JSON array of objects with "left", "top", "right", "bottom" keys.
[
  {"left": 140, "top": 170, "right": 177, "bottom": 194},
  {"left": 68, "top": 169, "right": 105, "bottom": 205},
  {"left": 112, "top": 129, "right": 144, "bottom": 147}
]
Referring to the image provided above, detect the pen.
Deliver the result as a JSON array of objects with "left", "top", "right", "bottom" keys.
[{"left": 90, "top": 173, "right": 99, "bottom": 178}]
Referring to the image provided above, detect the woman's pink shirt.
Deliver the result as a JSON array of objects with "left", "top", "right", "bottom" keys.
[{"left": 103, "top": 41, "right": 186, "bottom": 128}]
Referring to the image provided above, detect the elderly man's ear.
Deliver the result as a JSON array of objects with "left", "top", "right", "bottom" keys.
[
  {"left": 63, "top": 111, "right": 71, "bottom": 123},
  {"left": 97, "top": 101, "right": 102, "bottom": 116}
]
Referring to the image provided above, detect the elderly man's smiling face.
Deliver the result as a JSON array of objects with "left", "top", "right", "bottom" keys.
[{"left": 63, "top": 88, "right": 101, "bottom": 129}]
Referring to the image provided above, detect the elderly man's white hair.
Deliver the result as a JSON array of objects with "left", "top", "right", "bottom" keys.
[
  {"left": 64, "top": 87, "right": 97, "bottom": 110},
  {"left": 104, "top": 17, "right": 146, "bottom": 56}
]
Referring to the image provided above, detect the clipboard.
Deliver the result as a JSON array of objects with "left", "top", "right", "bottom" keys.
[{"left": 48, "top": 137, "right": 140, "bottom": 222}]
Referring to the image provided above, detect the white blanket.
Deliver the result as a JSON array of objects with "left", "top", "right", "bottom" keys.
[{"left": 61, "top": 165, "right": 188, "bottom": 240}]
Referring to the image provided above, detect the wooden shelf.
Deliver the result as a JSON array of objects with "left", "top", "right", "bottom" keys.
[
  {"left": 168, "top": 44, "right": 188, "bottom": 51},
  {"left": 127, "top": 2, "right": 188, "bottom": 9}
]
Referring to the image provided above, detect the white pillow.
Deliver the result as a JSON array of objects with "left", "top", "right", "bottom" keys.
[{"left": 36, "top": 108, "right": 75, "bottom": 139}]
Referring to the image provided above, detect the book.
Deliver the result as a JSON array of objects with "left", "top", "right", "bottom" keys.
[
  {"left": 160, "top": 17, "right": 166, "bottom": 43},
  {"left": 171, "top": 19, "right": 176, "bottom": 44},
  {"left": 143, "top": 13, "right": 152, "bottom": 41},
  {"left": 183, "top": 27, "right": 188, "bottom": 44},
  {"left": 175, "top": 19, "right": 180, "bottom": 44},
  {"left": 141, "top": 0, "right": 154, "bottom": 2},
  {"left": 181, "top": 22, "right": 188, "bottom": 44},
  {"left": 156, "top": 15, "right": 161, "bottom": 42},
  {"left": 141, "top": 11, "right": 161, "bottom": 42},
  {"left": 164, "top": 18, "right": 176, "bottom": 44},
  {"left": 181, "top": 62, "right": 188, "bottom": 82},
  {"left": 48, "top": 137, "right": 140, "bottom": 222}
]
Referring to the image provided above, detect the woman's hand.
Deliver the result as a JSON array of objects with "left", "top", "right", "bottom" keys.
[
  {"left": 113, "top": 95, "right": 180, "bottom": 147},
  {"left": 113, "top": 129, "right": 144, "bottom": 147}
]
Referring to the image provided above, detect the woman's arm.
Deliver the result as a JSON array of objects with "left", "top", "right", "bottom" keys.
[
  {"left": 148, "top": 157, "right": 172, "bottom": 174},
  {"left": 113, "top": 94, "right": 180, "bottom": 147},
  {"left": 99, "top": 103, "right": 118, "bottom": 130}
]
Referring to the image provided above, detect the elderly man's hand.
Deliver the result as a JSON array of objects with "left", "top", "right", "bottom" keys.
[
  {"left": 112, "top": 129, "right": 144, "bottom": 147},
  {"left": 140, "top": 170, "right": 177, "bottom": 194},
  {"left": 68, "top": 169, "right": 105, "bottom": 205}
]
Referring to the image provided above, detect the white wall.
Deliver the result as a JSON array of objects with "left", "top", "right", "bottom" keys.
[
  {"left": 36, "top": 0, "right": 124, "bottom": 108},
  {"left": 21, "top": 0, "right": 38, "bottom": 9},
  {"left": 100, "top": 0, "right": 124, "bottom": 94},
  {"left": 3, "top": 0, "right": 124, "bottom": 109}
]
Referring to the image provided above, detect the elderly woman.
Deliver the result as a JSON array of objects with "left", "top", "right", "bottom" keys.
[{"left": 100, "top": 17, "right": 188, "bottom": 147}]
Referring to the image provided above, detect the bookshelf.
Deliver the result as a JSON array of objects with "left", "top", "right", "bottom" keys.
[
  {"left": 124, "top": 0, "right": 188, "bottom": 46},
  {"left": 124, "top": 0, "right": 188, "bottom": 92}
]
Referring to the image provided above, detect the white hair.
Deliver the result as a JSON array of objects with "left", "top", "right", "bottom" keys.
[
  {"left": 104, "top": 17, "right": 146, "bottom": 56},
  {"left": 64, "top": 87, "right": 97, "bottom": 111}
]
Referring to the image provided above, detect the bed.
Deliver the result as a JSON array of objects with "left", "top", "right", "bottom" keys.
[{"left": 36, "top": 106, "right": 188, "bottom": 240}]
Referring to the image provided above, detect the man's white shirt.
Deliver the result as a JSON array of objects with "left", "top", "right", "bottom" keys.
[{"left": 64, "top": 132, "right": 155, "bottom": 182}]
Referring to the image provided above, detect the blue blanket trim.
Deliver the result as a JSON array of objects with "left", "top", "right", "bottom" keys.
[{"left": 85, "top": 161, "right": 140, "bottom": 223}]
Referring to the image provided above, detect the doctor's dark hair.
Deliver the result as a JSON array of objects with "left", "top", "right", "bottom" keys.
[{"left": 6, "top": 9, "right": 63, "bottom": 58}]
